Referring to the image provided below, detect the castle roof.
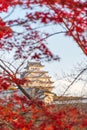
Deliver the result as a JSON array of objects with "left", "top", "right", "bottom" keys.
[{"left": 29, "top": 62, "right": 44, "bottom": 67}]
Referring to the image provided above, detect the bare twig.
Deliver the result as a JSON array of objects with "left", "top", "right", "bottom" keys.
[
  {"left": 16, "top": 59, "right": 27, "bottom": 74},
  {"left": 62, "top": 67, "right": 87, "bottom": 96}
]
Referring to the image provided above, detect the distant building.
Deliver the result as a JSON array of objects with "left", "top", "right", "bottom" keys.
[{"left": 21, "top": 62, "right": 54, "bottom": 103}]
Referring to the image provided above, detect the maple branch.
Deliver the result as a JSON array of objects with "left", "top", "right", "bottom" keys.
[
  {"left": 17, "top": 84, "right": 32, "bottom": 100},
  {"left": 62, "top": 19, "right": 86, "bottom": 55},
  {"left": 0, "top": 59, "right": 14, "bottom": 75},
  {"left": 3, "top": 6, "right": 16, "bottom": 20},
  {"left": 0, "top": 64, "right": 11, "bottom": 76},
  {"left": 16, "top": 59, "right": 27, "bottom": 74},
  {"left": 0, "top": 64, "right": 32, "bottom": 100},
  {"left": 41, "top": 31, "right": 66, "bottom": 40},
  {"left": 32, "top": 31, "right": 66, "bottom": 46},
  {"left": 10, "top": 19, "right": 29, "bottom": 27}
]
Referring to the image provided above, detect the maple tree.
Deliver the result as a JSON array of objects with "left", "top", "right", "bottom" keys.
[
  {"left": 0, "top": 95, "right": 87, "bottom": 130},
  {"left": 0, "top": 0, "right": 87, "bottom": 129}
]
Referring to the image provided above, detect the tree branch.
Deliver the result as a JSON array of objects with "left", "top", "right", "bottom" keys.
[
  {"left": 62, "top": 67, "right": 87, "bottom": 96},
  {"left": 3, "top": 6, "right": 16, "bottom": 20},
  {"left": 0, "top": 64, "right": 32, "bottom": 100}
]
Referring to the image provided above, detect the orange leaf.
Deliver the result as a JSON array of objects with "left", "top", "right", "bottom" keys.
[{"left": 22, "top": 127, "right": 26, "bottom": 130}]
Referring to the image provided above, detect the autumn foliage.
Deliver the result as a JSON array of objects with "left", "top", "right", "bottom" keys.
[
  {"left": 0, "top": 0, "right": 87, "bottom": 60},
  {"left": 0, "top": 0, "right": 87, "bottom": 130},
  {"left": 0, "top": 95, "right": 87, "bottom": 130}
]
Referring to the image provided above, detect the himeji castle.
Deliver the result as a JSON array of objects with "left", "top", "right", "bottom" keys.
[{"left": 21, "top": 62, "right": 54, "bottom": 103}]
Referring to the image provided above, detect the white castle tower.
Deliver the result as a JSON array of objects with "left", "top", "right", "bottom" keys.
[{"left": 22, "top": 62, "right": 54, "bottom": 103}]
